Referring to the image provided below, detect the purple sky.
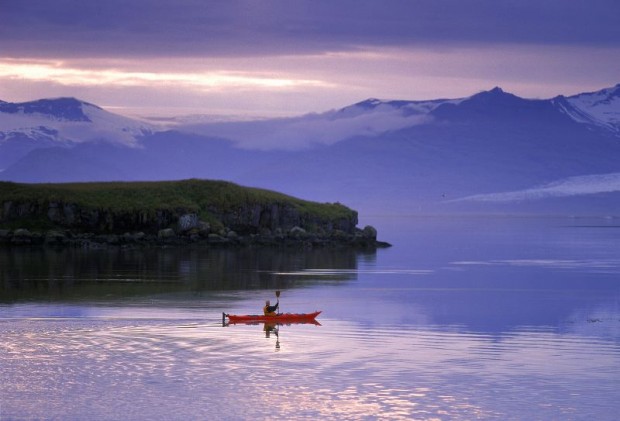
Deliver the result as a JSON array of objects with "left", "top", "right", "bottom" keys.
[{"left": 1, "top": 0, "right": 618, "bottom": 118}]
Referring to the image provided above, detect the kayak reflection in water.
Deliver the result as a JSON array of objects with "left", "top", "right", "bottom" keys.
[
  {"left": 263, "top": 299, "right": 279, "bottom": 316},
  {"left": 264, "top": 323, "right": 280, "bottom": 350},
  {"left": 264, "top": 323, "right": 278, "bottom": 337}
]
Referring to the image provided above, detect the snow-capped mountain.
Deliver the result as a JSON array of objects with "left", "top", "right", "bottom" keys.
[
  {"left": 0, "top": 97, "right": 157, "bottom": 169},
  {"left": 345, "top": 85, "right": 620, "bottom": 136},
  {"left": 0, "top": 98, "right": 160, "bottom": 168},
  {"left": 0, "top": 97, "right": 156, "bottom": 145}
]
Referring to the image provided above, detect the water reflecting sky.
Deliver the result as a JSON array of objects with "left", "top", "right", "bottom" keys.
[{"left": 1, "top": 216, "right": 619, "bottom": 420}]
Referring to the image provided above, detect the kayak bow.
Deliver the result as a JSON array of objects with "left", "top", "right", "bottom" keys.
[{"left": 225, "top": 311, "right": 321, "bottom": 324}]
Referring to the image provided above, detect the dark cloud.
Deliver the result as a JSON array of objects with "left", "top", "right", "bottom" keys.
[{"left": 1, "top": 0, "right": 619, "bottom": 58}]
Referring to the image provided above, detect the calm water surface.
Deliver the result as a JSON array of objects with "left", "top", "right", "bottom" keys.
[{"left": 1, "top": 216, "right": 619, "bottom": 420}]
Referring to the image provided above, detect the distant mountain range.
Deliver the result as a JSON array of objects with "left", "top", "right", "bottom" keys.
[{"left": 1, "top": 84, "right": 619, "bottom": 216}]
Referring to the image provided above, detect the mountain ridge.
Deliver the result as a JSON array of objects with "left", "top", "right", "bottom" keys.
[
  {"left": 0, "top": 97, "right": 98, "bottom": 122},
  {"left": 2, "top": 84, "right": 618, "bottom": 151}
]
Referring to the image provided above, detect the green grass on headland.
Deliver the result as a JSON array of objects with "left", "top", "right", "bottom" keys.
[{"left": 0, "top": 179, "right": 355, "bottom": 228}]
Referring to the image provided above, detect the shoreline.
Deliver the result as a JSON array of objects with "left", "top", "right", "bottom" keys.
[{"left": 0, "top": 226, "right": 391, "bottom": 250}]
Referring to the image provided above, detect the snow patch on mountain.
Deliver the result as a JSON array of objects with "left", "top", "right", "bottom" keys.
[
  {"left": 562, "top": 84, "right": 620, "bottom": 133},
  {"left": 335, "top": 97, "right": 463, "bottom": 117},
  {"left": 453, "top": 173, "right": 620, "bottom": 203}
]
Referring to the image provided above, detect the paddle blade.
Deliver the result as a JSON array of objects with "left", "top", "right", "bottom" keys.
[{"left": 275, "top": 290, "right": 281, "bottom": 298}]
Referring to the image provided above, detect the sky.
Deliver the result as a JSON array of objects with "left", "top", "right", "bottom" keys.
[{"left": 1, "top": 0, "right": 619, "bottom": 118}]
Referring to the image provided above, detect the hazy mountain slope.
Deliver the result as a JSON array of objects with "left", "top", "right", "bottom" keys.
[
  {"left": 0, "top": 131, "right": 281, "bottom": 183},
  {"left": 2, "top": 85, "right": 620, "bottom": 215},
  {"left": 0, "top": 133, "right": 64, "bottom": 170}
]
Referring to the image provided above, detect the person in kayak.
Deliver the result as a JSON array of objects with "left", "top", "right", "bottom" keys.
[{"left": 263, "top": 299, "right": 279, "bottom": 316}]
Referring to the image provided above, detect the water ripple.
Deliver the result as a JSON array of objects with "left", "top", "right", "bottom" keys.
[
  {"left": 2, "top": 317, "right": 619, "bottom": 420},
  {"left": 452, "top": 258, "right": 620, "bottom": 273}
]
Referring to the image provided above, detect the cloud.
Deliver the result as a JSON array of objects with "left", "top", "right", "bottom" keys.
[
  {"left": 454, "top": 173, "right": 620, "bottom": 203},
  {"left": 180, "top": 103, "right": 432, "bottom": 150},
  {"left": 1, "top": 1, "right": 618, "bottom": 59}
]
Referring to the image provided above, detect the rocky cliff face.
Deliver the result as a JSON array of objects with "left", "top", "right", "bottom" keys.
[
  {"left": 0, "top": 199, "right": 385, "bottom": 248},
  {"left": 2, "top": 200, "right": 168, "bottom": 233},
  {"left": 0, "top": 199, "right": 357, "bottom": 235},
  {"left": 207, "top": 202, "right": 357, "bottom": 235}
]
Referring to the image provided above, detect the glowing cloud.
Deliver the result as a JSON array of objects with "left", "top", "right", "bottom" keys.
[{"left": 0, "top": 59, "right": 329, "bottom": 92}]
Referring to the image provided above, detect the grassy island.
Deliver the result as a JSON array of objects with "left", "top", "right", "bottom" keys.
[{"left": 0, "top": 179, "right": 385, "bottom": 248}]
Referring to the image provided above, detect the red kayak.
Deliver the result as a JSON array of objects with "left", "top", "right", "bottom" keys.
[{"left": 225, "top": 311, "right": 321, "bottom": 324}]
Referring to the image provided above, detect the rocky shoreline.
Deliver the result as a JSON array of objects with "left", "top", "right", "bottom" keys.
[{"left": 0, "top": 223, "right": 390, "bottom": 249}]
